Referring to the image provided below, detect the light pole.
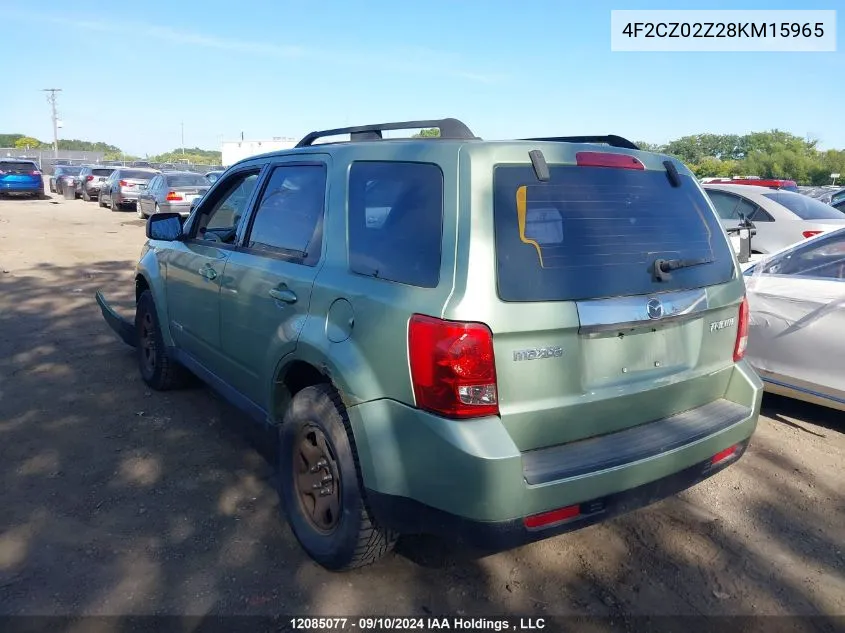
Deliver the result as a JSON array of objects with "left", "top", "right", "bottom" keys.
[
  {"left": 181, "top": 121, "right": 185, "bottom": 156},
  {"left": 42, "top": 88, "right": 62, "bottom": 158}
]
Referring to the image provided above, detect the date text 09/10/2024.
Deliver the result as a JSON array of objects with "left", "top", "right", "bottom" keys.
[{"left": 289, "top": 617, "right": 547, "bottom": 631}]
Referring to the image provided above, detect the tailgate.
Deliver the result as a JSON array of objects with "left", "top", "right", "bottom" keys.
[{"left": 489, "top": 158, "right": 743, "bottom": 452}]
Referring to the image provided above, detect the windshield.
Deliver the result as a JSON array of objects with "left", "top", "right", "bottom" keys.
[
  {"left": 165, "top": 174, "right": 208, "bottom": 187},
  {"left": 493, "top": 164, "right": 735, "bottom": 301},
  {"left": 763, "top": 191, "right": 845, "bottom": 220}
]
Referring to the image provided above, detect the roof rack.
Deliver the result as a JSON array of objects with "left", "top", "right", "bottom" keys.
[
  {"left": 295, "top": 118, "right": 478, "bottom": 148},
  {"left": 521, "top": 135, "right": 640, "bottom": 150}
]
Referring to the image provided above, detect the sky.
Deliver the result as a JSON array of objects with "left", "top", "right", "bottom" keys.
[{"left": 2, "top": 0, "right": 843, "bottom": 156}]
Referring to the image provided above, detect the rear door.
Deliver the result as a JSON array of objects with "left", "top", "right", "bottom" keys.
[
  {"left": 489, "top": 155, "right": 743, "bottom": 451},
  {"left": 218, "top": 158, "right": 329, "bottom": 405}
]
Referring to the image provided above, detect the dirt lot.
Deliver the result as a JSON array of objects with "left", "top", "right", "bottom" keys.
[{"left": 1, "top": 189, "right": 844, "bottom": 623}]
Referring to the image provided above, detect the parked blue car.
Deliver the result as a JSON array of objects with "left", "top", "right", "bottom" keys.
[{"left": 0, "top": 159, "right": 44, "bottom": 197}]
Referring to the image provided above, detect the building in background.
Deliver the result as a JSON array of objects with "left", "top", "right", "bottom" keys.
[{"left": 221, "top": 137, "right": 297, "bottom": 167}]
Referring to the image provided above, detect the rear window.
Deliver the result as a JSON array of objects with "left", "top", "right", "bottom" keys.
[
  {"left": 762, "top": 191, "right": 845, "bottom": 220},
  {"left": 165, "top": 174, "right": 208, "bottom": 187},
  {"left": 348, "top": 161, "right": 443, "bottom": 288},
  {"left": 493, "top": 165, "right": 736, "bottom": 302},
  {"left": 122, "top": 170, "right": 155, "bottom": 180},
  {"left": 92, "top": 168, "right": 114, "bottom": 176},
  {"left": 0, "top": 161, "right": 37, "bottom": 172}
]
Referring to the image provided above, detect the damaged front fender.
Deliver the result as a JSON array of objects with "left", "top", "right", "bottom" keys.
[{"left": 95, "top": 290, "right": 137, "bottom": 348}]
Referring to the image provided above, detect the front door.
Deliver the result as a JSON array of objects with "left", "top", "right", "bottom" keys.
[
  {"left": 166, "top": 167, "right": 263, "bottom": 372},
  {"left": 218, "top": 159, "right": 329, "bottom": 406}
]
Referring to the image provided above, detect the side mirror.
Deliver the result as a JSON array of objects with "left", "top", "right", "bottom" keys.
[{"left": 146, "top": 212, "right": 183, "bottom": 241}]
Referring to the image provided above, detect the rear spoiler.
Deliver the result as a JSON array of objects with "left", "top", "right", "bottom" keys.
[{"left": 520, "top": 135, "right": 640, "bottom": 150}]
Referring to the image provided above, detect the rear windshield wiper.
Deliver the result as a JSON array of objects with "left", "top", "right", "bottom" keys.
[{"left": 652, "top": 257, "right": 713, "bottom": 282}]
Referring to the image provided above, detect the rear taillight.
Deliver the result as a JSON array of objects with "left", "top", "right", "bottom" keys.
[
  {"left": 32, "top": 170, "right": 42, "bottom": 176},
  {"left": 734, "top": 296, "right": 749, "bottom": 362},
  {"left": 165, "top": 191, "right": 183, "bottom": 201},
  {"left": 408, "top": 314, "right": 498, "bottom": 419},
  {"left": 86, "top": 175, "right": 94, "bottom": 181},
  {"left": 119, "top": 180, "right": 128, "bottom": 186},
  {"left": 802, "top": 230, "right": 823, "bottom": 239},
  {"left": 576, "top": 151, "right": 645, "bottom": 170}
]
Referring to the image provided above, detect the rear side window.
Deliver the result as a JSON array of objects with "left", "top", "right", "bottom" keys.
[
  {"left": 493, "top": 165, "right": 736, "bottom": 302},
  {"left": 348, "top": 161, "right": 443, "bottom": 288},
  {"left": 762, "top": 191, "right": 845, "bottom": 220}
]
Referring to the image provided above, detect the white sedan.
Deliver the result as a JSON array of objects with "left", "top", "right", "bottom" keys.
[
  {"left": 704, "top": 183, "right": 845, "bottom": 254},
  {"left": 743, "top": 227, "right": 845, "bottom": 411}
]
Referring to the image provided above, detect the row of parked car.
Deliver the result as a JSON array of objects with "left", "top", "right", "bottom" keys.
[{"left": 49, "top": 164, "right": 225, "bottom": 218}]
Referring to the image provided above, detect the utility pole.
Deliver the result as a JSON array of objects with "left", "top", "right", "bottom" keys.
[
  {"left": 42, "top": 88, "right": 62, "bottom": 158},
  {"left": 181, "top": 121, "right": 185, "bottom": 156}
]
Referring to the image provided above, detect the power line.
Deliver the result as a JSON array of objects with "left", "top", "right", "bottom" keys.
[{"left": 42, "top": 88, "right": 62, "bottom": 158}]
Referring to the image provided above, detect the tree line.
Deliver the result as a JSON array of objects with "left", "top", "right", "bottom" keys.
[
  {"left": 0, "top": 134, "right": 222, "bottom": 165},
  {"left": 637, "top": 130, "right": 844, "bottom": 185}
]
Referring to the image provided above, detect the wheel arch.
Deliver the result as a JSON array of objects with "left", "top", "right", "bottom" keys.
[{"left": 134, "top": 254, "right": 174, "bottom": 347}]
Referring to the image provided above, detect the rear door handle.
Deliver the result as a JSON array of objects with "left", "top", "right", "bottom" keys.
[
  {"left": 198, "top": 264, "right": 218, "bottom": 280},
  {"left": 269, "top": 286, "right": 297, "bottom": 304}
]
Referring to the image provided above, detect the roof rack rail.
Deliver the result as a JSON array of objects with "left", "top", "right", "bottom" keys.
[
  {"left": 295, "top": 118, "right": 478, "bottom": 148},
  {"left": 521, "top": 135, "right": 640, "bottom": 151}
]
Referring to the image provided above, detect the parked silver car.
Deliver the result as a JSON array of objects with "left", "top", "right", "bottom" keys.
[
  {"left": 51, "top": 165, "right": 82, "bottom": 196},
  {"left": 704, "top": 183, "right": 845, "bottom": 254},
  {"left": 136, "top": 171, "right": 210, "bottom": 218},
  {"left": 743, "top": 227, "right": 845, "bottom": 412},
  {"left": 76, "top": 165, "right": 116, "bottom": 201},
  {"left": 99, "top": 168, "right": 159, "bottom": 211}
]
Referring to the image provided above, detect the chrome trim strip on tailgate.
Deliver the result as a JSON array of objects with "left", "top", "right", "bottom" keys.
[
  {"left": 522, "top": 399, "right": 749, "bottom": 485},
  {"left": 576, "top": 287, "right": 709, "bottom": 334}
]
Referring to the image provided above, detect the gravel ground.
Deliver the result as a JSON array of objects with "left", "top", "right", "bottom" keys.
[{"left": 0, "top": 188, "right": 843, "bottom": 626}]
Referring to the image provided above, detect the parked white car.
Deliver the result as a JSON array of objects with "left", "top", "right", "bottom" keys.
[
  {"left": 743, "top": 227, "right": 845, "bottom": 411},
  {"left": 704, "top": 183, "right": 845, "bottom": 254}
]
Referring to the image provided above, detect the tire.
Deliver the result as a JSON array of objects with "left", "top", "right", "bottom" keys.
[
  {"left": 99, "top": 193, "right": 106, "bottom": 208},
  {"left": 82, "top": 189, "right": 91, "bottom": 202},
  {"left": 137, "top": 202, "right": 147, "bottom": 219},
  {"left": 110, "top": 196, "right": 119, "bottom": 212},
  {"left": 278, "top": 384, "right": 397, "bottom": 571},
  {"left": 134, "top": 290, "right": 189, "bottom": 390}
]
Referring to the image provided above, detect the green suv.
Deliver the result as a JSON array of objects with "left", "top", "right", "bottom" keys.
[{"left": 96, "top": 118, "right": 763, "bottom": 571}]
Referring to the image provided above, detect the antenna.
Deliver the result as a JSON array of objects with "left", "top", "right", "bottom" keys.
[{"left": 42, "top": 88, "right": 62, "bottom": 158}]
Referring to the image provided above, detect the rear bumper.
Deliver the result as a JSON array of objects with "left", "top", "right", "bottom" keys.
[
  {"left": 0, "top": 181, "right": 42, "bottom": 193},
  {"left": 349, "top": 361, "right": 762, "bottom": 549},
  {"left": 115, "top": 191, "right": 140, "bottom": 203},
  {"left": 366, "top": 440, "right": 749, "bottom": 551},
  {"left": 158, "top": 201, "right": 192, "bottom": 216}
]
